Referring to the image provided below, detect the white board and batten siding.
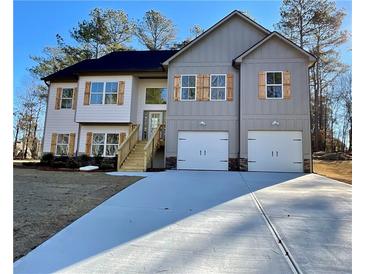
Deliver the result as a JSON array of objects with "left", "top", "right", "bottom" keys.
[
  {"left": 43, "top": 82, "right": 79, "bottom": 153},
  {"left": 177, "top": 131, "right": 229, "bottom": 171},
  {"left": 248, "top": 131, "right": 303, "bottom": 172},
  {"left": 76, "top": 75, "right": 133, "bottom": 123}
]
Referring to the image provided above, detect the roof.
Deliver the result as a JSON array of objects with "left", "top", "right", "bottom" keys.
[
  {"left": 233, "top": 31, "right": 317, "bottom": 66},
  {"left": 42, "top": 50, "right": 178, "bottom": 82},
  {"left": 162, "top": 10, "right": 270, "bottom": 65}
]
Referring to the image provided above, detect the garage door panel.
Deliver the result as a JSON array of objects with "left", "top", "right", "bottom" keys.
[
  {"left": 177, "top": 131, "right": 228, "bottom": 171},
  {"left": 248, "top": 131, "right": 303, "bottom": 172}
]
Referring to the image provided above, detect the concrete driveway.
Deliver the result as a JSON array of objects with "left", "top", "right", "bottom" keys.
[{"left": 14, "top": 171, "right": 351, "bottom": 274}]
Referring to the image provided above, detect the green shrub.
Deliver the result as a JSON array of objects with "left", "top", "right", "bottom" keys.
[
  {"left": 55, "top": 156, "right": 69, "bottom": 162},
  {"left": 50, "top": 161, "right": 67, "bottom": 168},
  {"left": 41, "top": 153, "right": 54, "bottom": 165},
  {"left": 77, "top": 154, "right": 90, "bottom": 166},
  {"left": 93, "top": 155, "right": 103, "bottom": 166},
  {"left": 66, "top": 158, "right": 80, "bottom": 169}
]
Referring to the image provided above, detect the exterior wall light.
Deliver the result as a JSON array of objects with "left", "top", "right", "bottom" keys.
[
  {"left": 200, "top": 121, "right": 206, "bottom": 127},
  {"left": 272, "top": 120, "right": 280, "bottom": 126}
]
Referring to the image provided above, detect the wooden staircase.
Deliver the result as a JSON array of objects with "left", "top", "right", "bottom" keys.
[
  {"left": 119, "top": 140, "right": 147, "bottom": 171},
  {"left": 117, "top": 124, "right": 165, "bottom": 172}
]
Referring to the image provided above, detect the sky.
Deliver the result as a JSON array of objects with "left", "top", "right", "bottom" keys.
[{"left": 14, "top": 0, "right": 352, "bottom": 97}]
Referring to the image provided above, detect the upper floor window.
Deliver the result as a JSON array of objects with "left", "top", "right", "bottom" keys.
[
  {"left": 266, "top": 72, "right": 283, "bottom": 99},
  {"left": 91, "top": 133, "right": 119, "bottom": 157},
  {"left": 145, "top": 88, "right": 167, "bottom": 104},
  {"left": 61, "top": 88, "right": 73, "bottom": 109},
  {"left": 90, "top": 82, "right": 118, "bottom": 104},
  {"left": 181, "top": 75, "right": 196, "bottom": 101},
  {"left": 210, "top": 74, "right": 226, "bottom": 101},
  {"left": 56, "top": 134, "right": 69, "bottom": 156}
]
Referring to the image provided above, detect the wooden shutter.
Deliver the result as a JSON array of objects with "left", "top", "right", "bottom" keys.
[
  {"left": 84, "top": 82, "right": 91, "bottom": 105},
  {"left": 119, "top": 132, "right": 126, "bottom": 145},
  {"left": 85, "top": 132, "right": 92, "bottom": 156},
  {"left": 202, "top": 74, "right": 210, "bottom": 101},
  {"left": 117, "top": 81, "right": 125, "bottom": 105},
  {"left": 227, "top": 73, "right": 233, "bottom": 101},
  {"left": 283, "top": 71, "right": 291, "bottom": 99},
  {"left": 258, "top": 71, "right": 266, "bottom": 99},
  {"left": 50, "top": 133, "right": 57, "bottom": 154},
  {"left": 68, "top": 133, "right": 76, "bottom": 156},
  {"left": 55, "top": 88, "right": 62, "bottom": 109},
  {"left": 72, "top": 88, "right": 78, "bottom": 110},
  {"left": 173, "top": 75, "right": 180, "bottom": 101},
  {"left": 196, "top": 75, "right": 204, "bottom": 101}
]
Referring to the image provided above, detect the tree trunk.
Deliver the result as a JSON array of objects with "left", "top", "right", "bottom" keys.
[{"left": 13, "top": 123, "right": 19, "bottom": 158}]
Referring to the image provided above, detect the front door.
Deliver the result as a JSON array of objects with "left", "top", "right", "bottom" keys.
[{"left": 148, "top": 112, "right": 163, "bottom": 139}]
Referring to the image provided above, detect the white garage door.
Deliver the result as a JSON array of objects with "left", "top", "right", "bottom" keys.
[
  {"left": 177, "top": 131, "right": 228, "bottom": 171},
  {"left": 248, "top": 131, "right": 303, "bottom": 172}
]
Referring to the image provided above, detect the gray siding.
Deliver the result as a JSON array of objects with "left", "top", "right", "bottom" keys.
[
  {"left": 240, "top": 36, "right": 311, "bottom": 159},
  {"left": 166, "top": 14, "right": 267, "bottom": 158}
]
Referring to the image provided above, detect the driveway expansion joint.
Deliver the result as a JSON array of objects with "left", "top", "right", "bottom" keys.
[{"left": 239, "top": 173, "right": 302, "bottom": 274}]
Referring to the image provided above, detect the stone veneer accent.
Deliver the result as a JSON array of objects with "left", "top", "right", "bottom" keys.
[
  {"left": 303, "top": 158, "right": 311, "bottom": 173},
  {"left": 165, "top": 157, "right": 177, "bottom": 169},
  {"left": 239, "top": 158, "right": 248, "bottom": 171},
  {"left": 228, "top": 158, "right": 239, "bottom": 171}
]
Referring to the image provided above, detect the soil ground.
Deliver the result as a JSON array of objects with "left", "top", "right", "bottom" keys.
[
  {"left": 313, "top": 160, "right": 352, "bottom": 184},
  {"left": 13, "top": 167, "right": 142, "bottom": 261}
]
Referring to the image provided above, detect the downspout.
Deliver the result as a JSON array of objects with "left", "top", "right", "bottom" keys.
[
  {"left": 232, "top": 59, "right": 241, "bottom": 170},
  {"left": 40, "top": 80, "right": 50, "bottom": 156}
]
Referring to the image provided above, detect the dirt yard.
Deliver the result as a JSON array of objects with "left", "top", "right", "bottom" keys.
[
  {"left": 313, "top": 160, "right": 352, "bottom": 184},
  {"left": 14, "top": 167, "right": 142, "bottom": 261}
]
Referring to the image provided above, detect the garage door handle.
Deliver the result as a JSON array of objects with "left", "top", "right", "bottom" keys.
[
  {"left": 177, "top": 159, "right": 186, "bottom": 162},
  {"left": 272, "top": 151, "right": 274, "bottom": 157},
  {"left": 200, "top": 150, "right": 202, "bottom": 156},
  {"left": 220, "top": 160, "right": 228, "bottom": 162},
  {"left": 276, "top": 151, "right": 278, "bottom": 157}
]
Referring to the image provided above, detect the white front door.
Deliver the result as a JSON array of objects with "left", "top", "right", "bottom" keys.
[
  {"left": 148, "top": 112, "right": 163, "bottom": 139},
  {"left": 248, "top": 131, "right": 303, "bottom": 172},
  {"left": 177, "top": 131, "right": 228, "bottom": 171}
]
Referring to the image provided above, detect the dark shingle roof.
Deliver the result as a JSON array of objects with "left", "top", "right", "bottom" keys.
[{"left": 42, "top": 50, "right": 178, "bottom": 82}]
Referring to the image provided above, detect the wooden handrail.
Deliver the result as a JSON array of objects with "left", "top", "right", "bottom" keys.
[
  {"left": 117, "top": 124, "right": 140, "bottom": 170},
  {"left": 143, "top": 124, "right": 165, "bottom": 171}
]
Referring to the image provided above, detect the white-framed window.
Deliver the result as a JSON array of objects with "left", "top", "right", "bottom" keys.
[
  {"left": 90, "top": 82, "right": 118, "bottom": 104},
  {"left": 210, "top": 74, "right": 226, "bottom": 101},
  {"left": 56, "top": 134, "right": 69, "bottom": 156},
  {"left": 180, "top": 75, "right": 196, "bottom": 101},
  {"left": 105, "top": 82, "right": 118, "bottom": 104},
  {"left": 266, "top": 72, "right": 283, "bottom": 99},
  {"left": 61, "top": 88, "right": 73, "bottom": 109},
  {"left": 91, "top": 133, "right": 119, "bottom": 157}
]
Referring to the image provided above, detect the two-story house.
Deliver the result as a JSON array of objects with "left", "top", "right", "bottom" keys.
[{"left": 42, "top": 10, "right": 315, "bottom": 173}]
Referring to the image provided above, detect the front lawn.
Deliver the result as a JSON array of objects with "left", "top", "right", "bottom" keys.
[{"left": 13, "top": 167, "right": 142, "bottom": 261}]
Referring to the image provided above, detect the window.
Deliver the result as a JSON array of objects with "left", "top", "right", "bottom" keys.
[
  {"left": 56, "top": 134, "right": 69, "bottom": 156},
  {"left": 181, "top": 75, "right": 196, "bottom": 100},
  {"left": 90, "top": 82, "right": 118, "bottom": 104},
  {"left": 91, "top": 133, "right": 119, "bottom": 157},
  {"left": 105, "top": 82, "right": 118, "bottom": 104},
  {"left": 266, "top": 72, "right": 283, "bottom": 99},
  {"left": 90, "top": 82, "right": 104, "bottom": 104},
  {"left": 61, "top": 88, "right": 73, "bottom": 109},
  {"left": 210, "top": 74, "right": 226, "bottom": 100},
  {"left": 145, "top": 88, "right": 167, "bottom": 104}
]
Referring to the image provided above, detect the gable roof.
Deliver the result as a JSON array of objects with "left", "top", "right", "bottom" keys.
[
  {"left": 233, "top": 31, "right": 316, "bottom": 66},
  {"left": 162, "top": 10, "right": 270, "bottom": 66},
  {"left": 42, "top": 50, "right": 178, "bottom": 82}
]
